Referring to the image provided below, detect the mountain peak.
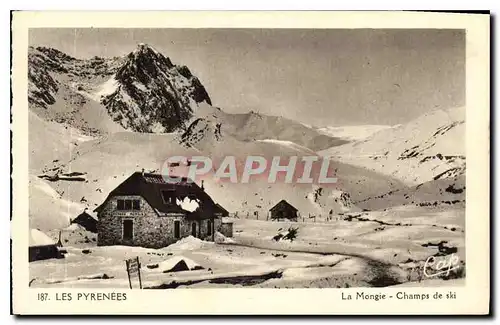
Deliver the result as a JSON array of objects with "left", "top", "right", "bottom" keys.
[
  {"left": 115, "top": 44, "right": 174, "bottom": 86},
  {"left": 134, "top": 43, "right": 161, "bottom": 56},
  {"left": 100, "top": 44, "right": 212, "bottom": 133},
  {"left": 120, "top": 43, "right": 174, "bottom": 74},
  {"left": 137, "top": 42, "right": 149, "bottom": 49}
]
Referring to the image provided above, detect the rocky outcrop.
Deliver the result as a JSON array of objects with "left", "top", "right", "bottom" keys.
[{"left": 178, "top": 118, "right": 222, "bottom": 147}]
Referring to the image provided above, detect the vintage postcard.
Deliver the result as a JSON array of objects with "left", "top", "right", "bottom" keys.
[{"left": 11, "top": 11, "right": 490, "bottom": 315}]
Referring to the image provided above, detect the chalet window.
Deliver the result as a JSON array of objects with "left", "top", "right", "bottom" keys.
[
  {"left": 207, "top": 220, "right": 212, "bottom": 236},
  {"left": 123, "top": 219, "right": 133, "bottom": 240},
  {"left": 161, "top": 190, "right": 176, "bottom": 204},
  {"left": 174, "top": 220, "right": 180, "bottom": 239},
  {"left": 117, "top": 199, "right": 140, "bottom": 211}
]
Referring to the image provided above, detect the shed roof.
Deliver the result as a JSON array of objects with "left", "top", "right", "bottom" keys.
[
  {"left": 29, "top": 229, "right": 55, "bottom": 247},
  {"left": 72, "top": 210, "right": 98, "bottom": 232},
  {"left": 269, "top": 199, "right": 298, "bottom": 212},
  {"left": 72, "top": 211, "right": 98, "bottom": 223}
]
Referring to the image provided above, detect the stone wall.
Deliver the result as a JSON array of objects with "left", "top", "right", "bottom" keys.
[
  {"left": 220, "top": 222, "right": 233, "bottom": 238},
  {"left": 213, "top": 217, "right": 222, "bottom": 235},
  {"left": 97, "top": 195, "right": 222, "bottom": 248}
]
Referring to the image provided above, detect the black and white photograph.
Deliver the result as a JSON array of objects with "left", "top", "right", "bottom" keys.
[
  {"left": 10, "top": 10, "right": 490, "bottom": 315},
  {"left": 26, "top": 27, "right": 470, "bottom": 289}
]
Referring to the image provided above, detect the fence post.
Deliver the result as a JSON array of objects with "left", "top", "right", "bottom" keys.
[
  {"left": 125, "top": 260, "right": 132, "bottom": 289},
  {"left": 137, "top": 256, "right": 143, "bottom": 289},
  {"left": 56, "top": 230, "right": 63, "bottom": 247}
]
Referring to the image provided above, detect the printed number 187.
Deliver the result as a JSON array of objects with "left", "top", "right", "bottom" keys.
[{"left": 37, "top": 293, "right": 49, "bottom": 301}]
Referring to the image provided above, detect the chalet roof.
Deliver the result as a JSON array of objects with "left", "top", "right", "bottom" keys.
[
  {"left": 269, "top": 199, "right": 298, "bottom": 212},
  {"left": 214, "top": 203, "right": 230, "bottom": 215},
  {"left": 94, "top": 172, "right": 220, "bottom": 218}
]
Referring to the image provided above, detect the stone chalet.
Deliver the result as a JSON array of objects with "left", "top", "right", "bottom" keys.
[{"left": 94, "top": 171, "right": 226, "bottom": 249}]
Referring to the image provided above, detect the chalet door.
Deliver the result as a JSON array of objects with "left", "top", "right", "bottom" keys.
[
  {"left": 207, "top": 220, "right": 212, "bottom": 236},
  {"left": 174, "top": 220, "right": 181, "bottom": 239},
  {"left": 123, "top": 219, "right": 133, "bottom": 241},
  {"left": 191, "top": 222, "right": 197, "bottom": 237}
]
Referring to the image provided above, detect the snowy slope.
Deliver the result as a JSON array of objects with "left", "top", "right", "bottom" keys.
[
  {"left": 318, "top": 106, "right": 466, "bottom": 210},
  {"left": 317, "top": 125, "right": 394, "bottom": 142},
  {"left": 255, "top": 139, "right": 317, "bottom": 155},
  {"left": 29, "top": 175, "right": 85, "bottom": 231},
  {"left": 320, "top": 106, "right": 465, "bottom": 185},
  {"left": 194, "top": 104, "right": 347, "bottom": 152},
  {"left": 357, "top": 175, "right": 465, "bottom": 211},
  {"left": 29, "top": 110, "right": 95, "bottom": 173},
  {"left": 30, "top": 117, "right": 409, "bottom": 228}
]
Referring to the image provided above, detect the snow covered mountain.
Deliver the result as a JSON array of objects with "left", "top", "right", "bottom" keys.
[
  {"left": 317, "top": 125, "right": 394, "bottom": 142},
  {"left": 29, "top": 44, "right": 211, "bottom": 133},
  {"left": 321, "top": 106, "right": 466, "bottom": 210},
  {"left": 101, "top": 44, "right": 212, "bottom": 132},
  {"left": 192, "top": 104, "right": 347, "bottom": 152},
  {"left": 28, "top": 44, "right": 345, "bottom": 151},
  {"left": 320, "top": 106, "right": 465, "bottom": 185}
]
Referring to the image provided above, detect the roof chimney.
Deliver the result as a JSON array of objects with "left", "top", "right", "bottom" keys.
[
  {"left": 141, "top": 168, "right": 145, "bottom": 176},
  {"left": 201, "top": 180, "right": 204, "bottom": 191}
]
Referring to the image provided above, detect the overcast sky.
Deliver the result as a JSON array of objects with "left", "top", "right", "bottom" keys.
[{"left": 29, "top": 28, "right": 465, "bottom": 127}]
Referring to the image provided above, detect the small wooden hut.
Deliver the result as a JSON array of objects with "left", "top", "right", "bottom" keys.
[
  {"left": 71, "top": 210, "right": 98, "bottom": 233},
  {"left": 269, "top": 200, "right": 298, "bottom": 221},
  {"left": 29, "top": 229, "right": 63, "bottom": 262}
]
